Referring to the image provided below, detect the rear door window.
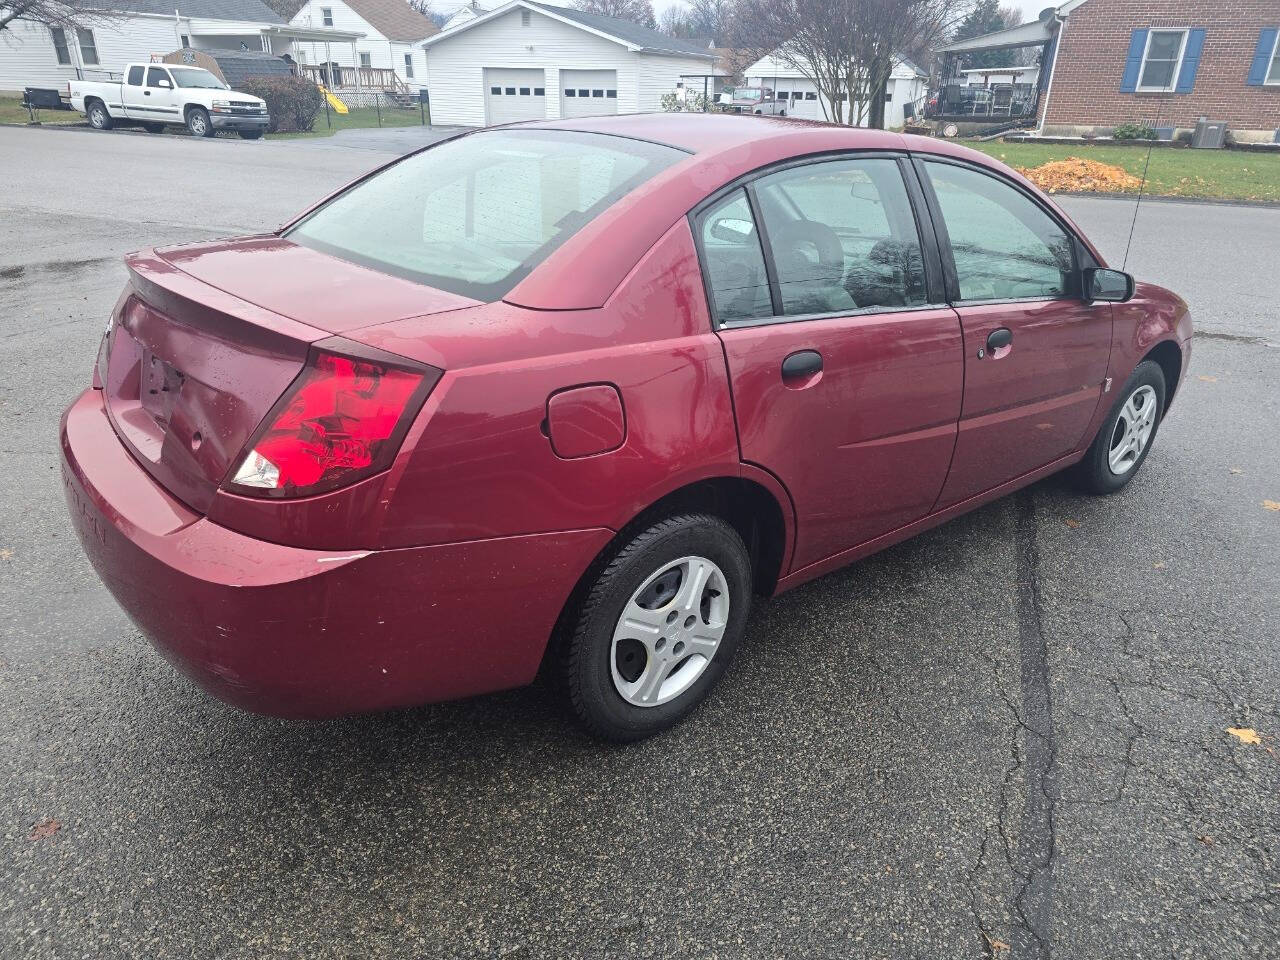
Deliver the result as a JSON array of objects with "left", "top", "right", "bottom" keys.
[
  {"left": 753, "top": 158, "right": 929, "bottom": 316},
  {"left": 287, "top": 130, "right": 684, "bottom": 301}
]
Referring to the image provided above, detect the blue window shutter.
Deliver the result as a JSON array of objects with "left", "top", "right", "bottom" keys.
[
  {"left": 1175, "top": 29, "right": 1206, "bottom": 93},
  {"left": 1121, "top": 29, "right": 1147, "bottom": 92},
  {"left": 1247, "top": 28, "right": 1278, "bottom": 86}
]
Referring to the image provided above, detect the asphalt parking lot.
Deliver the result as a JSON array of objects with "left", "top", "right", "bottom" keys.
[{"left": 1, "top": 125, "right": 1277, "bottom": 959}]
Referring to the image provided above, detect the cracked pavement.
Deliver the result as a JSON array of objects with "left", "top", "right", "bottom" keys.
[{"left": 1, "top": 126, "right": 1277, "bottom": 958}]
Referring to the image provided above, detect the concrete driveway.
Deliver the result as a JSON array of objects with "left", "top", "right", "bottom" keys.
[{"left": 0, "top": 125, "right": 1276, "bottom": 959}]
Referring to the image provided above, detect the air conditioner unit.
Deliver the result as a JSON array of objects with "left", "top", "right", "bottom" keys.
[{"left": 1192, "top": 119, "right": 1226, "bottom": 149}]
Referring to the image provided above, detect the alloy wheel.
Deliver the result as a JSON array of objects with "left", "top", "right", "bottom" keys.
[
  {"left": 610, "top": 555, "right": 729, "bottom": 708},
  {"left": 1107, "top": 384, "right": 1158, "bottom": 475}
]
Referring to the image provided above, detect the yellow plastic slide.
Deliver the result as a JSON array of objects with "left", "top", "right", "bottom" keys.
[{"left": 316, "top": 83, "right": 349, "bottom": 115}]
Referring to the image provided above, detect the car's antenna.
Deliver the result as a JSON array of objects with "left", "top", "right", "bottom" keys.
[{"left": 1121, "top": 99, "right": 1165, "bottom": 271}]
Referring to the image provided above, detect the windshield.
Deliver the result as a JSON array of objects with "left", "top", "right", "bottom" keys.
[
  {"left": 738, "top": 89, "right": 764, "bottom": 100},
  {"left": 170, "top": 67, "right": 227, "bottom": 89},
  {"left": 286, "top": 129, "right": 686, "bottom": 301}
]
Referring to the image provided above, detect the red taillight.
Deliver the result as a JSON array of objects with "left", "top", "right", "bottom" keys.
[{"left": 229, "top": 344, "right": 437, "bottom": 498}]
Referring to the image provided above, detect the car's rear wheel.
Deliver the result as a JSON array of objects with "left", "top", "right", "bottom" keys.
[
  {"left": 87, "top": 101, "right": 112, "bottom": 130},
  {"left": 562, "top": 514, "right": 751, "bottom": 741},
  {"left": 238, "top": 129, "right": 263, "bottom": 140},
  {"left": 186, "top": 107, "right": 214, "bottom": 138},
  {"left": 1075, "top": 360, "right": 1166, "bottom": 494}
]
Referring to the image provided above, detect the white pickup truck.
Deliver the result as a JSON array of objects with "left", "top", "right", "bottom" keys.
[{"left": 69, "top": 62, "right": 269, "bottom": 139}]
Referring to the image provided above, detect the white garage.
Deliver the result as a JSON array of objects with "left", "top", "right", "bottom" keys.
[
  {"left": 421, "top": 0, "right": 715, "bottom": 128},
  {"left": 560, "top": 69, "right": 618, "bottom": 118},
  {"left": 485, "top": 67, "right": 546, "bottom": 124},
  {"left": 743, "top": 52, "right": 931, "bottom": 128}
]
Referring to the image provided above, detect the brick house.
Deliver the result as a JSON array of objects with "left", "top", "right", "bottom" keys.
[{"left": 939, "top": 0, "right": 1280, "bottom": 142}]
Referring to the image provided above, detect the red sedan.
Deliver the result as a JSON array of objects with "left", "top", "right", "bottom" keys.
[{"left": 61, "top": 115, "right": 1192, "bottom": 740}]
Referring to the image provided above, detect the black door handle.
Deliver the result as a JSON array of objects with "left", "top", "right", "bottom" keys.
[
  {"left": 144, "top": 91, "right": 151, "bottom": 96},
  {"left": 781, "top": 350, "right": 822, "bottom": 380},
  {"left": 986, "top": 328, "right": 1012, "bottom": 351}
]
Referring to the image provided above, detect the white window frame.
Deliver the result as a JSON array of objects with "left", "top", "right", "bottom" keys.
[
  {"left": 358, "top": 51, "right": 371, "bottom": 68},
  {"left": 404, "top": 52, "right": 414, "bottom": 79},
  {"left": 1136, "top": 28, "right": 1188, "bottom": 93},
  {"left": 50, "top": 26, "right": 72, "bottom": 65},
  {"left": 1266, "top": 29, "right": 1280, "bottom": 86},
  {"left": 76, "top": 27, "right": 99, "bottom": 66},
  {"left": 320, "top": 6, "right": 334, "bottom": 27}
]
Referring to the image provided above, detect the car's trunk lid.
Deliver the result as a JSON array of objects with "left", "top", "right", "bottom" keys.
[{"left": 104, "top": 242, "right": 474, "bottom": 513}]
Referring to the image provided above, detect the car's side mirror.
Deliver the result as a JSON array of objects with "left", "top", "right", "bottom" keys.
[
  {"left": 159, "top": 79, "right": 172, "bottom": 89},
  {"left": 1084, "top": 267, "right": 1134, "bottom": 303}
]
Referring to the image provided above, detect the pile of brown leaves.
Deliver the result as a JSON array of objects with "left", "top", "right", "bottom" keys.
[{"left": 1016, "top": 156, "right": 1143, "bottom": 193}]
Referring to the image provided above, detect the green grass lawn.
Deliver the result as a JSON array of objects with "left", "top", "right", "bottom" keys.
[
  {"left": 0, "top": 95, "right": 84, "bottom": 127},
  {"left": 267, "top": 104, "right": 427, "bottom": 139},
  {"left": 967, "top": 141, "right": 1280, "bottom": 203}
]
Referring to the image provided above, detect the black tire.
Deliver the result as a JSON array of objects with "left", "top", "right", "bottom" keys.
[
  {"left": 238, "top": 129, "right": 263, "bottom": 140},
  {"left": 563, "top": 514, "right": 752, "bottom": 742},
  {"left": 142, "top": 122, "right": 165, "bottom": 133},
  {"left": 1074, "top": 359, "right": 1166, "bottom": 494},
  {"left": 86, "top": 100, "right": 112, "bottom": 130},
  {"left": 186, "top": 107, "right": 215, "bottom": 138},
  {"left": 779, "top": 110, "right": 786, "bottom": 117}
]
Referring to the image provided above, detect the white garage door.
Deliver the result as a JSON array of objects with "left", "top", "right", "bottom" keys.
[
  {"left": 560, "top": 70, "right": 618, "bottom": 118},
  {"left": 484, "top": 68, "right": 546, "bottom": 126}
]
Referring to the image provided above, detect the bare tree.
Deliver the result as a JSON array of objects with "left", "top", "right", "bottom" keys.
[
  {"left": 658, "top": 4, "right": 695, "bottom": 37},
  {"left": 407, "top": 0, "right": 432, "bottom": 16},
  {"left": 686, "top": 0, "right": 731, "bottom": 42},
  {"left": 573, "top": 0, "right": 657, "bottom": 29},
  {"left": 730, "top": 0, "right": 970, "bottom": 127},
  {"left": 0, "top": 0, "right": 124, "bottom": 35}
]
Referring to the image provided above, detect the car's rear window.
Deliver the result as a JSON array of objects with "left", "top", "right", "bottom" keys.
[{"left": 286, "top": 129, "right": 686, "bottom": 302}]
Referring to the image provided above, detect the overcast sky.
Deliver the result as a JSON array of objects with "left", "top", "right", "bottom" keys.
[
  {"left": 648, "top": 0, "right": 1053, "bottom": 26},
  {"left": 435, "top": 0, "right": 1055, "bottom": 28}
]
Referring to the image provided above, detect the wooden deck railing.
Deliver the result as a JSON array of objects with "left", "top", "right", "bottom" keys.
[{"left": 296, "top": 63, "right": 408, "bottom": 94}]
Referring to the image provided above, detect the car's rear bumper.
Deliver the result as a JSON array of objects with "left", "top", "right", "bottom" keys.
[
  {"left": 211, "top": 114, "right": 268, "bottom": 130},
  {"left": 60, "top": 389, "right": 611, "bottom": 718}
]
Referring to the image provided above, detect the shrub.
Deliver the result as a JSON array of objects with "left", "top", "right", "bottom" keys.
[
  {"left": 237, "top": 75, "right": 323, "bottom": 133},
  {"left": 1112, "top": 122, "right": 1157, "bottom": 141}
]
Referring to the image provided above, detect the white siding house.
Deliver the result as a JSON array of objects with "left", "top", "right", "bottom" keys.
[
  {"left": 290, "top": 0, "right": 437, "bottom": 91},
  {"left": 0, "top": 0, "right": 360, "bottom": 94},
  {"left": 441, "top": 1, "right": 495, "bottom": 32},
  {"left": 421, "top": 0, "right": 715, "bottom": 127},
  {"left": 744, "top": 53, "right": 930, "bottom": 128}
]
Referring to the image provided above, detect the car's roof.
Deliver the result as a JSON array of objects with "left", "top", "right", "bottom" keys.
[{"left": 516, "top": 112, "right": 909, "bottom": 156}]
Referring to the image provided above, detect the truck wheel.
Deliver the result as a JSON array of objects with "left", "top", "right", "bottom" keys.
[
  {"left": 87, "top": 101, "right": 113, "bottom": 130},
  {"left": 238, "top": 129, "right": 263, "bottom": 140},
  {"left": 186, "top": 107, "right": 214, "bottom": 138}
]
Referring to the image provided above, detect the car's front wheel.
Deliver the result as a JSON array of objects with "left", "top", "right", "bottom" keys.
[
  {"left": 1075, "top": 359, "right": 1167, "bottom": 494},
  {"left": 562, "top": 514, "right": 752, "bottom": 741},
  {"left": 186, "top": 107, "right": 214, "bottom": 138}
]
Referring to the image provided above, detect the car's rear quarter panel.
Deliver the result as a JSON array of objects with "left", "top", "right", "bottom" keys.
[{"left": 350, "top": 219, "right": 743, "bottom": 549}]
